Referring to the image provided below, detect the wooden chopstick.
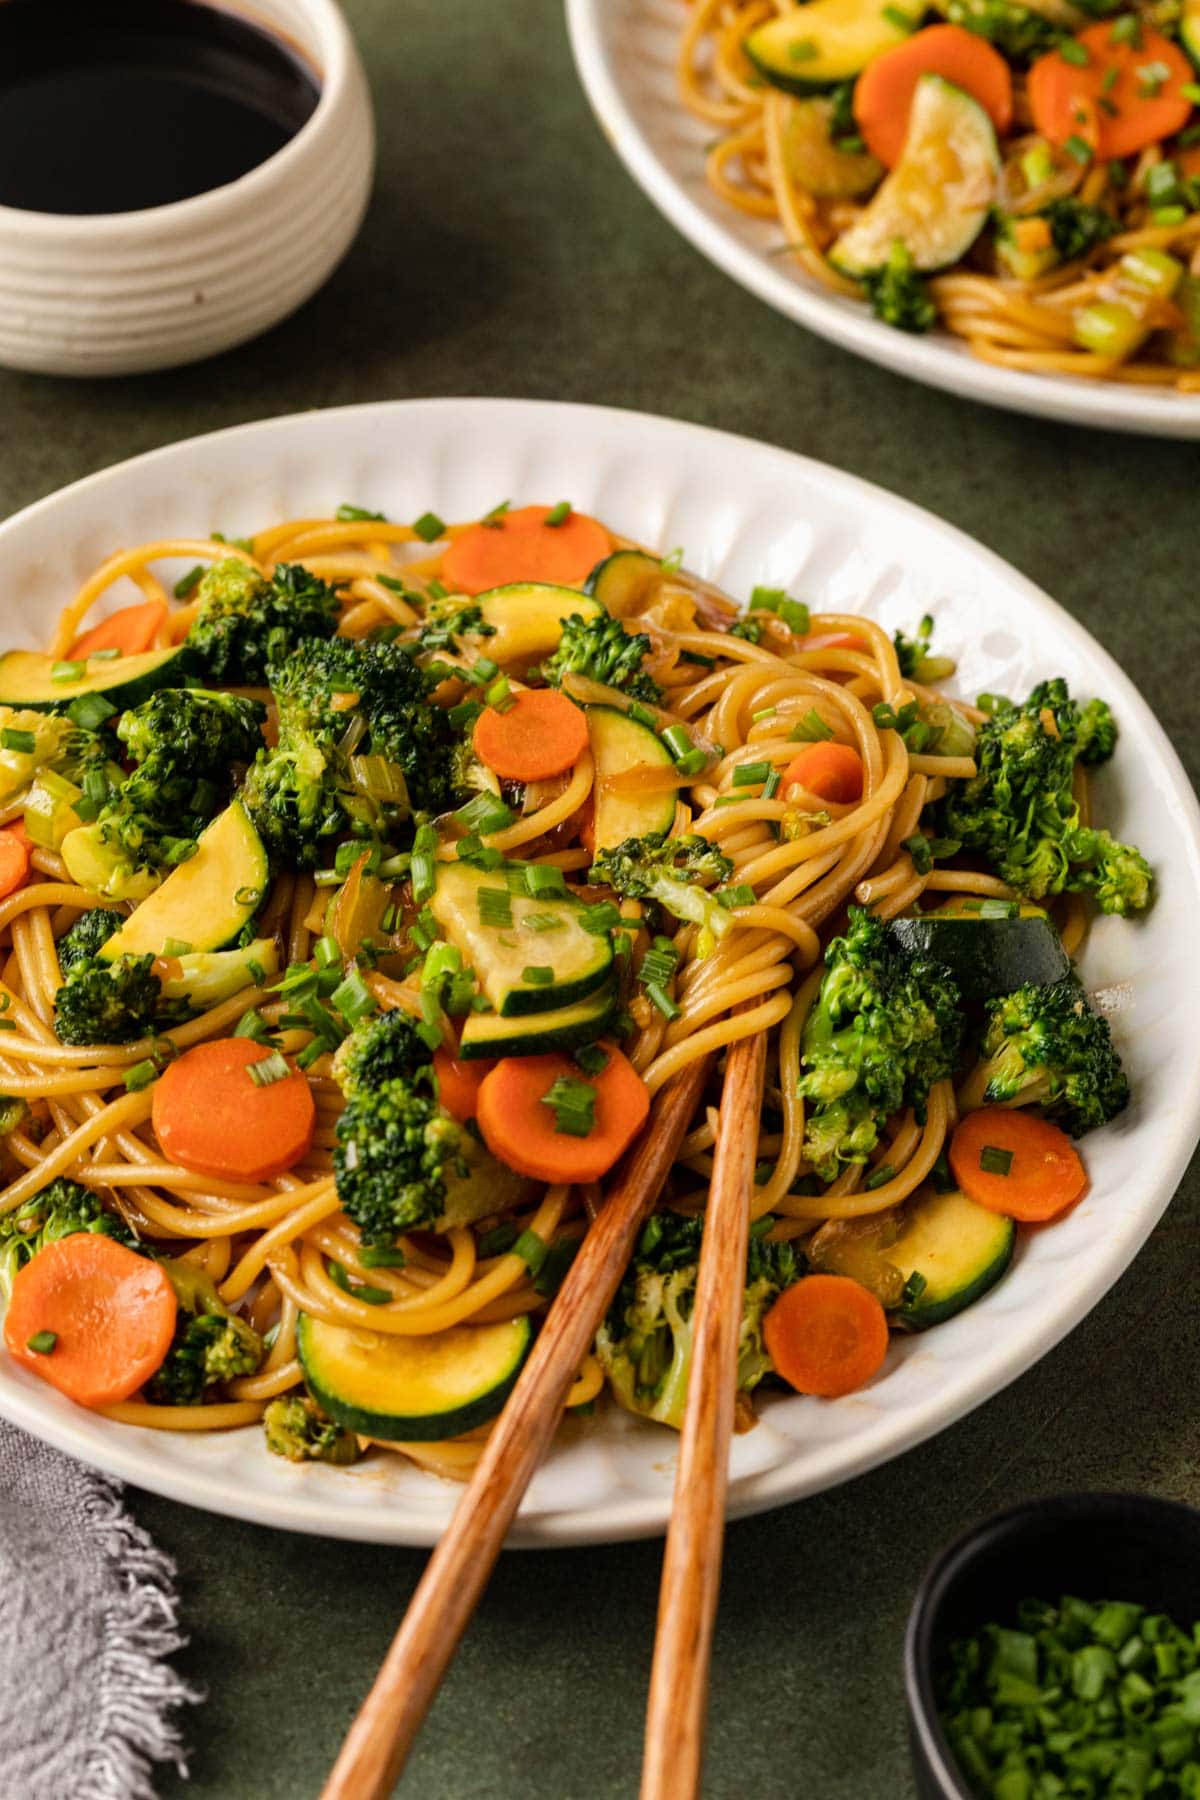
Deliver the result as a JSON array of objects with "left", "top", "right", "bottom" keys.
[
  {"left": 640, "top": 1030, "right": 768, "bottom": 1800},
  {"left": 321, "top": 1053, "right": 714, "bottom": 1800}
]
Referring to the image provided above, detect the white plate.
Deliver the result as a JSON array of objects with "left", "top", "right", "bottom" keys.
[
  {"left": 566, "top": 0, "right": 1200, "bottom": 440},
  {"left": 0, "top": 398, "right": 1196, "bottom": 1546}
]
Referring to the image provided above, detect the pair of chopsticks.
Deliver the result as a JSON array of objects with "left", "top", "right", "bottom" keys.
[{"left": 322, "top": 1034, "right": 765, "bottom": 1800}]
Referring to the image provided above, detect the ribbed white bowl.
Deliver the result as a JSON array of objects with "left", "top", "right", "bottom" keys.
[
  {"left": 0, "top": 399, "right": 1197, "bottom": 1546},
  {"left": 0, "top": 0, "right": 374, "bottom": 377}
]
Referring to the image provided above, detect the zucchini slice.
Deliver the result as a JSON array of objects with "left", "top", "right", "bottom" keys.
[
  {"left": 0, "top": 646, "right": 185, "bottom": 711},
  {"left": 778, "top": 95, "right": 884, "bottom": 197},
  {"left": 887, "top": 914, "right": 1070, "bottom": 1000},
  {"left": 458, "top": 981, "right": 615, "bottom": 1060},
  {"left": 891, "top": 1188, "right": 1015, "bottom": 1330},
  {"left": 90, "top": 800, "right": 268, "bottom": 956},
  {"left": 157, "top": 938, "right": 279, "bottom": 1009},
  {"left": 587, "top": 704, "right": 676, "bottom": 853},
  {"left": 830, "top": 76, "right": 999, "bottom": 275},
  {"left": 585, "top": 550, "right": 663, "bottom": 617},
  {"left": 745, "top": 0, "right": 922, "bottom": 94},
  {"left": 1183, "top": 0, "right": 1200, "bottom": 66},
  {"left": 474, "top": 583, "right": 601, "bottom": 665},
  {"left": 430, "top": 860, "right": 612, "bottom": 1017},
  {"left": 297, "top": 1311, "right": 533, "bottom": 1441}
]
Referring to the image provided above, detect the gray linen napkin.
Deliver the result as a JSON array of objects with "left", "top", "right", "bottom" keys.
[{"left": 0, "top": 1420, "right": 200, "bottom": 1799}]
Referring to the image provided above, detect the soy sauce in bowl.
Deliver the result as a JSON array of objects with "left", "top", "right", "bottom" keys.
[{"left": 0, "top": 0, "right": 321, "bottom": 215}]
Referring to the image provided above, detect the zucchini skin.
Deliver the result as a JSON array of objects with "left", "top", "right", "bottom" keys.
[
  {"left": 585, "top": 549, "right": 662, "bottom": 613},
  {"left": 0, "top": 646, "right": 186, "bottom": 710},
  {"left": 297, "top": 1312, "right": 534, "bottom": 1440},
  {"left": 886, "top": 916, "right": 1070, "bottom": 1001},
  {"left": 457, "top": 983, "right": 617, "bottom": 1060}
]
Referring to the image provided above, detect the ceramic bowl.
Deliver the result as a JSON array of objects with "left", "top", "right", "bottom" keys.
[
  {"left": 0, "top": 0, "right": 374, "bottom": 377},
  {"left": 905, "top": 1493, "right": 1200, "bottom": 1798}
]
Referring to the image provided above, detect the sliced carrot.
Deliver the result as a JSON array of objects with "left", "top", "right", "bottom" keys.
[
  {"left": 1028, "top": 24, "right": 1192, "bottom": 161},
  {"left": 782, "top": 741, "right": 864, "bottom": 805},
  {"left": 69, "top": 598, "right": 169, "bottom": 660},
  {"left": 3, "top": 1234, "right": 177, "bottom": 1408},
  {"left": 949, "top": 1106, "right": 1086, "bottom": 1222},
  {"left": 476, "top": 1044, "right": 650, "bottom": 1184},
  {"left": 441, "top": 505, "right": 612, "bottom": 596},
  {"left": 854, "top": 25, "right": 1013, "bottom": 167},
  {"left": 763, "top": 1273, "right": 889, "bottom": 1398},
  {"left": 473, "top": 688, "right": 590, "bottom": 782},
  {"left": 0, "top": 825, "right": 31, "bottom": 901},
  {"left": 433, "top": 1049, "right": 493, "bottom": 1123},
  {"left": 152, "top": 1038, "right": 315, "bottom": 1183}
]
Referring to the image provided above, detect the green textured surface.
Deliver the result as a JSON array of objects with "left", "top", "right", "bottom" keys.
[{"left": 0, "top": 1, "right": 1197, "bottom": 1795}]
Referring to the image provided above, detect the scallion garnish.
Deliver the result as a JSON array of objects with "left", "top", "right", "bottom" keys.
[
  {"left": 979, "top": 1144, "right": 1014, "bottom": 1176},
  {"left": 26, "top": 1331, "right": 57, "bottom": 1354},
  {"left": 544, "top": 501, "right": 572, "bottom": 527},
  {"left": 248, "top": 1050, "right": 291, "bottom": 1088},
  {"left": 540, "top": 1075, "right": 597, "bottom": 1137},
  {"left": 412, "top": 510, "right": 446, "bottom": 543}
]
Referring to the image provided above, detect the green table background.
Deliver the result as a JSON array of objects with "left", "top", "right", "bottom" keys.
[{"left": 1, "top": 2, "right": 1197, "bottom": 1793}]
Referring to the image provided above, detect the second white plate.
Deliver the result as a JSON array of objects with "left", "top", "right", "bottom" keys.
[
  {"left": 0, "top": 397, "right": 1196, "bottom": 1544},
  {"left": 566, "top": 0, "right": 1200, "bottom": 439}
]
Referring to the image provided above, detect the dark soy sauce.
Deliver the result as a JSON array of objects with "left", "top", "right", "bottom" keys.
[{"left": 0, "top": 0, "right": 321, "bottom": 214}]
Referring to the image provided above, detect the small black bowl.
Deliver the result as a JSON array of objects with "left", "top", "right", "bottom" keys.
[{"left": 905, "top": 1492, "right": 1200, "bottom": 1799}]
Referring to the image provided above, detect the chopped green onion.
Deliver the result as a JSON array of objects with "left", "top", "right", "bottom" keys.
[
  {"left": 661, "top": 723, "right": 697, "bottom": 762},
  {"left": 50, "top": 660, "right": 86, "bottom": 683},
  {"left": 26, "top": 1330, "right": 57, "bottom": 1355},
  {"left": 533, "top": 1235, "right": 580, "bottom": 1298},
  {"left": 523, "top": 911, "right": 565, "bottom": 933},
  {"left": 161, "top": 937, "right": 192, "bottom": 959},
  {"left": 1059, "top": 37, "right": 1089, "bottom": 63},
  {"left": 674, "top": 748, "right": 709, "bottom": 778},
  {"left": 412, "top": 511, "right": 446, "bottom": 543},
  {"left": 579, "top": 901, "right": 621, "bottom": 936},
  {"left": 1110, "top": 11, "right": 1141, "bottom": 43},
  {"left": 314, "top": 935, "right": 341, "bottom": 969},
  {"left": 485, "top": 675, "right": 514, "bottom": 713},
  {"left": 786, "top": 36, "right": 818, "bottom": 59},
  {"left": 174, "top": 564, "right": 205, "bottom": 598},
  {"left": 762, "top": 768, "right": 781, "bottom": 800},
  {"left": 477, "top": 885, "right": 514, "bottom": 929},
  {"left": 865, "top": 1163, "right": 895, "bottom": 1191},
  {"left": 717, "top": 884, "right": 756, "bottom": 909},
  {"left": 789, "top": 709, "right": 835, "bottom": 743},
  {"left": 326, "top": 1259, "right": 390, "bottom": 1303},
  {"left": 481, "top": 499, "right": 511, "bottom": 528},
  {"left": 66, "top": 692, "right": 117, "bottom": 731},
  {"left": 0, "top": 728, "right": 35, "bottom": 754},
  {"left": 332, "top": 969, "right": 377, "bottom": 1023},
  {"left": 881, "top": 3, "right": 911, "bottom": 25},
  {"left": 645, "top": 982, "right": 681, "bottom": 1021},
  {"left": 979, "top": 1144, "right": 1013, "bottom": 1176},
  {"left": 901, "top": 1270, "right": 927, "bottom": 1307},
  {"left": 573, "top": 1043, "right": 609, "bottom": 1076},
  {"left": 359, "top": 1245, "right": 407, "bottom": 1269},
  {"left": 733, "top": 760, "right": 771, "bottom": 787},
  {"left": 522, "top": 965, "right": 554, "bottom": 986},
  {"left": 660, "top": 547, "right": 684, "bottom": 574},
  {"left": 234, "top": 1008, "right": 276, "bottom": 1044},
  {"left": 540, "top": 1075, "right": 597, "bottom": 1137},
  {"left": 512, "top": 1229, "right": 549, "bottom": 1273},
  {"left": 453, "top": 791, "right": 514, "bottom": 835},
  {"left": 525, "top": 863, "right": 567, "bottom": 898},
  {"left": 1064, "top": 134, "right": 1093, "bottom": 164},
  {"left": 477, "top": 1221, "right": 519, "bottom": 1258},
  {"left": 124, "top": 1059, "right": 159, "bottom": 1092},
  {"left": 544, "top": 501, "right": 572, "bottom": 527},
  {"left": 249, "top": 1050, "right": 291, "bottom": 1088},
  {"left": 471, "top": 655, "right": 499, "bottom": 683}
]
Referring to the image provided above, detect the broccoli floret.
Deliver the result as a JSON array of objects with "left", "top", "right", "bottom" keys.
[
  {"left": 117, "top": 686, "right": 265, "bottom": 773},
  {"left": 56, "top": 907, "right": 123, "bottom": 973},
  {"left": 588, "top": 831, "right": 735, "bottom": 942},
  {"left": 0, "top": 1097, "right": 27, "bottom": 1136},
  {"left": 0, "top": 1178, "right": 138, "bottom": 1297},
  {"left": 144, "top": 1259, "right": 263, "bottom": 1404},
  {"left": 333, "top": 1027, "right": 468, "bottom": 1246},
  {"left": 798, "top": 908, "right": 963, "bottom": 1182},
  {"left": 0, "top": 709, "right": 75, "bottom": 806},
  {"left": 939, "top": 679, "right": 1151, "bottom": 915},
  {"left": 263, "top": 1394, "right": 360, "bottom": 1464},
  {"left": 146, "top": 1310, "right": 263, "bottom": 1404},
  {"left": 185, "top": 558, "right": 341, "bottom": 684},
  {"left": 332, "top": 1008, "right": 430, "bottom": 1100},
  {"left": 862, "top": 243, "right": 936, "bottom": 335},
  {"left": 54, "top": 953, "right": 164, "bottom": 1045},
  {"left": 415, "top": 601, "right": 494, "bottom": 654},
  {"left": 543, "top": 612, "right": 663, "bottom": 705},
  {"left": 65, "top": 688, "right": 265, "bottom": 895},
  {"left": 595, "top": 1212, "right": 798, "bottom": 1429},
  {"left": 728, "top": 617, "right": 766, "bottom": 644},
  {"left": 962, "top": 980, "right": 1129, "bottom": 1138},
  {"left": 1042, "top": 197, "right": 1119, "bottom": 263},
  {"left": 892, "top": 615, "right": 956, "bottom": 684},
  {"left": 244, "top": 637, "right": 456, "bottom": 867}
]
